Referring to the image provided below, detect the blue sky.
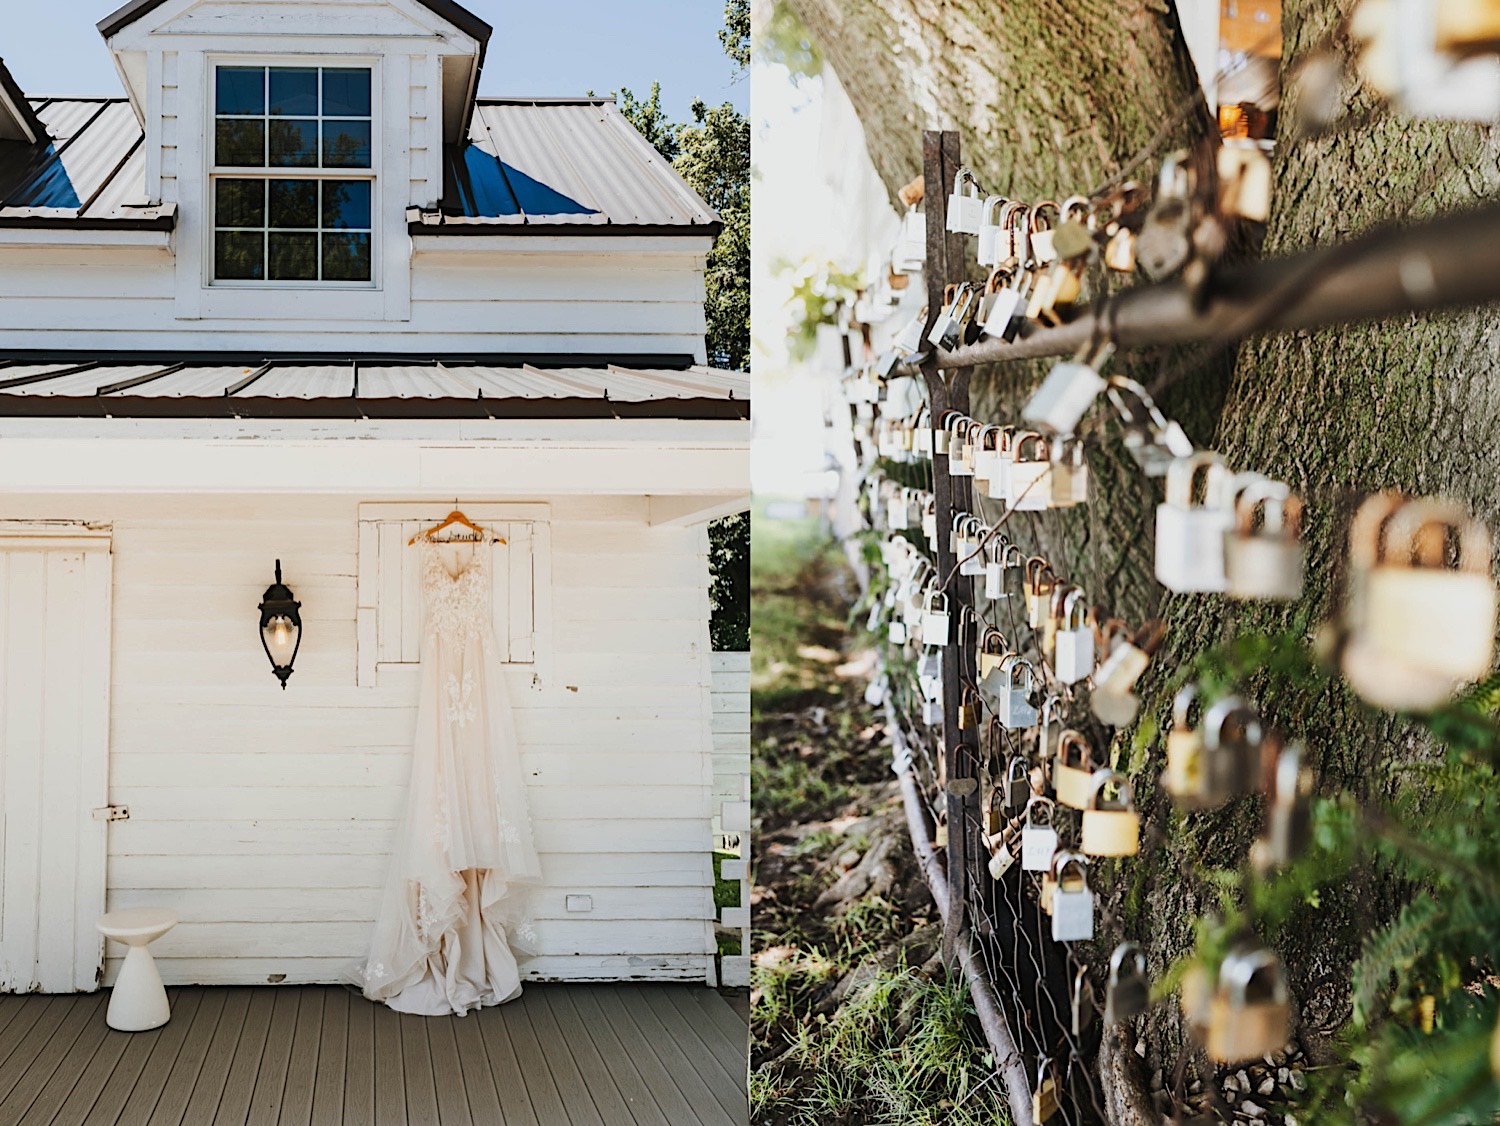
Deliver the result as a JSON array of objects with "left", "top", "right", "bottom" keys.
[{"left": 2, "top": 1, "right": 745, "bottom": 124}]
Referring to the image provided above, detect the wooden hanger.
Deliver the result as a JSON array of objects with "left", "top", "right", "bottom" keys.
[{"left": 409, "top": 507, "right": 506, "bottom": 545}]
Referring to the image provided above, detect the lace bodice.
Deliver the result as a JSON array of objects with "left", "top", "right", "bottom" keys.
[{"left": 420, "top": 539, "right": 490, "bottom": 644}]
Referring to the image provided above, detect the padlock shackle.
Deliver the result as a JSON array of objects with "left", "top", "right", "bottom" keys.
[
  {"left": 1001, "top": 656, "right": 1038, "bottom": 694},
  {"left": 1382, "top": 496, "right": 1492, "bottom": 573},
  {"left": 1024, "top": 554, "right": 1055, "bottom": 592},
  {"left": 1050, "top": 849, "right": 1089, "bottom": 886},
  {"left": 1060, "top": 194, "right": 1093, "bottom": 227},
  {"left": 1023, "top": 794, "right": 1056, "bottom": 827},
  {"left": 1202, "top": 694, "right": 1263, "bottom": 753},
  {"left": 1087, "top": 768, "right": 1136, "bottom": 812},
  {"left": 1275, "top": 742, "right": 1307, "bottom": 803},
  {"left": 1219, "top": 944, "right": 1287, "bottom": 1005},
  {"left": 1165, "top": 450, "right": 1233, "bottom": 509},
  {"left": 1030, "top": 199, "right": 1060, "bottom": 231},
  {"left": 1109, "top": 940, "right": 1147, "bottom": 984},
  {"left": 1060, "top": 588, "right": 1090, "bottom": 630},
  {"left": 982, "top": 627, "right": 1008, "bottom": 654},
  {"left": 1057, "top": 729, "right": 1097, "bottom": 769},
  {"left": 1234, "top": 477, "right": 1298, "bottom": 537},
  {"left": 1012, "top": 430, "right": 1050, "bottom": 463},
  {"left": 981, "top": 194, "right": 1007, "bottom": 224},
  {"left": 1172, "top": 682, "right": 1202, "bottom": 729}
]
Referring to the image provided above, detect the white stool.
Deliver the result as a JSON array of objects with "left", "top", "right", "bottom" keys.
[{"left": 96, "top": 908, "right": 177, "bottom": 1031}]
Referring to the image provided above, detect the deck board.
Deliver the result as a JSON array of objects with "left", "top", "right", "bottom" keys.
[{"left": 0, "top": 984, "right": 748, "bottom": 1125}]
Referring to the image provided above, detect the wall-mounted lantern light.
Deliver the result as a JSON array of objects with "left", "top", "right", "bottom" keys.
[{"left": 259, "top": 560, "right": 302, "bottom": 689}]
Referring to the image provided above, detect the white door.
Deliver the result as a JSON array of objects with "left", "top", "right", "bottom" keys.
[{"left": 0, "top": 530, "right": 113, "bottom": 992}]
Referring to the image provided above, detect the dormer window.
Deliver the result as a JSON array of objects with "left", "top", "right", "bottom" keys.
[{"left": 211, "top": 65, "right": 375, "bottom": 284}]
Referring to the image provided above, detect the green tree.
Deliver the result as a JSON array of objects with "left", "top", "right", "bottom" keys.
[{"left": 721, "top": 0, "right": 749, "bottom": 72}]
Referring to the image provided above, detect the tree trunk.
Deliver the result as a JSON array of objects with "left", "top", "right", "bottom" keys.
[{"left": 782, "top": 0, "right": 1500, "bottom": 1109}]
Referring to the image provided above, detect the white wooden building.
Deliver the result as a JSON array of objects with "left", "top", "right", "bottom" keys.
[{"left": 0, "top": 0, "right": 749, "bottom": 994}]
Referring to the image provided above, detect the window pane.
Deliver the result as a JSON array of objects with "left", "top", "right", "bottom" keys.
[
  {"left": 269, "top": 180, "right": 318, "bottom": 228},
  {"left": 322, "top": 69, "right": 371, "bottom": 117},
  {"left": 322, "top": 121, "right": 372, "bottom": 168},
  {"left": 269, "top": 119, "right": 318, "bottom": 167},
  {"left": 215, "top": 231, "right": 264, "bottom": 280},
  {"left": 216, "top": 179, "right": 265, "bottom": 228},
  {"left": 215, "top": 119, "right": 265, "bottom": 167},
  {"left": 322, "top": 180, "right": 371, "bottom": 230},
  {"left": 269, "top": 232, "right": 319, "bottom": 280},
  {"left": 323, "top": 233, "right": 371, "bottom": 282},
  {"left": 216, "top": 67, "right": 264, "bottom": 115},
  {"left": 269, "top": 68, "right": 318, "bottom": 116}
]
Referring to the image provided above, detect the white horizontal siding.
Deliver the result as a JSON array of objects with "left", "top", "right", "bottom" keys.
[
  {"left": 0, "top": 492, "right": 717, "bottom": 985},
  {"left": 711, "top": 652, "right": 751, "bottom": 815}
]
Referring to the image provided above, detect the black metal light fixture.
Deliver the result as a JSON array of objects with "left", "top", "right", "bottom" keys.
[{"left": 258, "top": 560, "right": 302, "bottom": 689}]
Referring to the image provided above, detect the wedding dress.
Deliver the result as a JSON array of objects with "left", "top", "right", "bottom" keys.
[{"left": 360, "top": 537, "right": 542, "bottom": 1016}]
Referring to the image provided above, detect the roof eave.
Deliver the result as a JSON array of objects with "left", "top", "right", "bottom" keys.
[
  {"left": 407, "top": 218, "right": 723, "bottom": 238},
  {"left": 0, "top": 59, "right": 45, "bottom": 143},
  {"left": 0, "top": 394, "right": 750, "bottom": 421}
]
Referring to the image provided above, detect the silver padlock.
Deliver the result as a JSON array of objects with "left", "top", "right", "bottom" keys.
[
  {"left": 1105, "top": 942, "right": 1150, "bottom": 1024},
  {"left": 971, "top": 425, "right": 1001, "bottom": 492},
  {"left": 921, "top": 698, "right": 942, "bottom": 726},
  {"left": 976, "top": 195, "right": 1009, "bottom": 265},
  {"left": 1004, "top": 754, "right": 1033, "bottom": 814},
  {"left": 1155, "top": 452, "right": 1235, "bottom": 592},
  {"left": 1053, "top": 589, "right": 1095, "bottom": 685},
  {"left": 1136, "top": 151, "right": 1194, "bottom": 281},
  {"left": 920, "top": 590, "right": 951, "bottom": 646},
  {"left": 1253, "top": 741, "right": 1313, "bottom": 871},
  {"left": 994, "top": 656, "right": 1040, "bottom": 728},
  {"left": 1049, "top": 852, "right": 1095, "bottom": 942},
  {"left": 928, "top": 284, "right": 977, "bottom": 352},
  {"left": 1226, "top": 479, "right": 1306, "bottom": 601},
  {"left": 1028, "top": 200, "right": 1061, "bottom": 265},
  {"left": 893, "top": 206, "right": 926, "bottom": 273},
  {"left": 1106, "top": 376, "right": 1194, "bottom": 477},
  {"left": 1202, "top": 694, "right": 1264, "bottom": 799},
  {"left": 983, "top": 539, "right": 1018, "bottom": 601},
  {"left": 981, "top": 271, "right": 1032, "bottom": 342},
  {"left": 1022, "top": 342, "right": 1112, "bottom": 436},
  {"left": 1008, "top": 432, "right": 1053, "bottom": 511},
  {"left": 986, "top": 426, "right": 1016, "bottom": 501},
  {"left": 887, "top": 620, "right": 907, "bottom": 645},
  {"left": 892, "top": 306, "right": 927, "bottom": 356},
  {"left": 1020, "top": 796, "right": 1059, "bottom": 871},
  {"left": 947, "top": 416, "right": 976, "bottom": 477},
  {"left": 945, "top": 167, "right": 985, "bottom": 234}
]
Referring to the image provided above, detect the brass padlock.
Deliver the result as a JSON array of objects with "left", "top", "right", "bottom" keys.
[
  {"left": 957, "top": 691, "right": 977, "bottom": 732},
  {"left": 1053, "top": 730, "right": 1099, "bottom": 810},
  {"left": 1106, "top": 942, "right": 1150, "bottom": 1024},
  {"left": 984, "top": 784, "right": 1005, "bottom": 835},
  {"left": 1217, "top": 140, "right": 1272, "bottom": 223},
  {"left": 1080, "top": 769, "right": 1141, "bottom": 857},
  {"left": 977, "top": 627, "right": 1009, "bottom": 680},
  {"left": 1028, "top": 199, "right": 1061, "bottom": 264},
  {"left": 1042, "top": 582, "right": 1075, "bottom": 659},
  {"left": 1049, "top": 436, "right": 1090, "bottom": 508},
  {"left": 1205, "top": 944, "right": 1292, "bottom": 1064},
  {"left": 1033, "top": 1060, "right": 1061, "bottom": 1121},
  {"left": 1163, "top": 682, "right": 1212, "bottom": 807},
  {"left": 1103, "top": 226, "right": 1136, "bottom": 272},
  {"left": 1025, "top": 556, "right": 1056, "bottom": 627}
]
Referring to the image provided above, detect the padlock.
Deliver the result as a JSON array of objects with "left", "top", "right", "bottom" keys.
[
  {"left": 1081, "top": 769, "right": 1141, "bottom": 856},
  {"left": 957, "top": 689, "right": 979, "bottom": 732},
  {"left": 998, "top": 201, "right": 1031, "bottom": 267},
  {"left": 888, "top": 620, "right": 908, "bottom": 645},
  {"left": 971, "top": 425, "right": 1001, "bottom": 493},
  {"left": 1041, "top": 583, "right": 1071, "bottom": 659},
  {"left": 928, "top": 283, "right": 978, "bottom": 352},
  {"left": 1053, "top": 730, "right": 1099, "bottom": 810},
  {"left": 1029, "top": 260, "right": 1086, "bottom": 326},
  {"left": 1004, "top": 754, "right": 1033, "bottom": 814},
  {"left": 1038, "top": 694, "right": 1062, "bottom": 763},
  {"left": 1020, "top": 796, "right": 1059, "bottom": 872},
  {"left": 959, "top": 520, "right": 987, "bottom": 577},
  {"left": 1009, "top": 433, "right": 1053, "bottom": 511},
  {"left": 1364, "top": 496, "right": 1496, "bottom": 681},
  {"left": 1091, "top": 621, "right": 1163, "bottom": 727},
  {"left": 976, "top": 195, "right": 1009, "bottom": 265},
  {"left": 1136, "top": 151, "right": 1195, "bottom": 281},
  {"left": 1053, "top": 589, "right": 1096, "bottom": 685},
  {"left": 922, "top": 698, "right": 942, "bottom": 726},
  {"left": 1435, "top": 0, "right": 1500, "bottom": 54},
  {"left": 987, "top": 832, "right": 1018, "bottom": 880},
  {"left": 1022, "top": 341, "right": 1112, "bottom": 435},
  {"left": 986, "top": 427, "right": 1017, "bottom": 501},
  {"left": 920, "top": 497, "right": 938, "bottom": 544},
  {"left": 1032, "top": 1059, "right": 1061, "bottom": 1122},
  {"left": 893, "top": 206, "right": 926, "bottom": 273},
  {"left": 1103, "top": 226, "right": 1136, "bottom": 272},
  {"left": 892, "top": 307, "right": 927, "bottom": 356},
  {"left": 1351, "top": 0, "right": 1500, "bottom": 122},
  {"left": 945, "top": 167, "right": 984, "bottom": 234},
  {"left": 1205, "top": 945, "right": 1292, "bottom": 1063},
  {"left": 1253, "top": 742, "right": 1313, "bottom": 871},
  {"left": 887, "top": 490, "right": 910, "bottom": 531},
  {"left": 1226, "top": 479, "right": 1306, "bottom": 601},
  {"left": 1106, "top": 376, "right": 1194, "bottom": 477},
  {"left": 1105, "top": 942, "right": 1151, "bottom": 1024},
  {"left": 1050, "top": 852, "right": 1095, "bottom": 942},
  {"left": 994, "top": 656, "right": 1040, "bottom": 728},
  {"left": 1218, "top": 140, "right": 1272, "bottom": 222},
  {"left": 947, "top": 416, "right": 975, "bottom": 477},
  {"left": 982, "top": 538, "right": 1009, "bottom": 600},
  {"left": 1072, "top": 964, "right": 1095, "bottom": 1037},
  {"left": 1024, "top": 557, "right": 1056, "bottom": 627},
  {"left": 933, "top": 810, "right": 948, "bottom": 848},
  {"left": 977, "top": 627, "right": 1009, "bottom": 680},
  {"left": 1162, "top": 683, "right": 1211, "bottom": 807},
  {"left": 981, "top": 271, "right": 1032, "bottom": 342},
  {"left": 1049, "top": 436, "right": 1090, "bottom": 508},
  {"left": 1028, "top": 200, "right": 1061, "bottom": 264},
  {"left": 1202, "top": 694, "right": 1264, "bottom": 800},
  {"left": 1155, "top": 452, "right": 1235, "bottom": 592},
  {"left": 983, "top": 783, "right": 1006, "bottom": 835}
]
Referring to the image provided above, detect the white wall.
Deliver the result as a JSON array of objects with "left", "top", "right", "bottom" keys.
[
  {"left": 0, "top": 492, "right": 722, "bottom": 987},
  {"left": 710, "top": 651, "right": 750, "bottom": 821}
]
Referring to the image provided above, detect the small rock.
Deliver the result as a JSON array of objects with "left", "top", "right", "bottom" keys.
[
  {"left": 1189, "top": 1080, "right": 1203, "bottom": 1095},
  {"left": 1278, "top": 1068, "right": 1290, "bottom": 1084},
  {"left": 1225, "top": 1088, "right": 1238, "bottom": 1103},
  {"left": 1263, "top": 1054, "right": 1276, "bottom": 1066},
  {"left": 1240, "top": 1100, "right": 1265, "bottom": 1118},
  {"left": 1289, "top": 1070, "right": 1306, "bottom": 1091},
  {"left": 1258, "top": 1077, "right": 1275, "bottom": 1096},
  {"left": 1285, "top": 1116, "right": 1298, "bottom": 1126},
  {"left": 1223, "top": 1073, "right": 1241, "bottom": 1094},
  {"left": 1237, "top": 1069, "right": 1251, "bottom": 1090},
  {"left": 1135, "top": 1038, "right": 1146, "bottom": 1058}
]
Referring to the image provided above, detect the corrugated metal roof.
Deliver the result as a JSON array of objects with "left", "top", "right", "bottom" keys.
[
  {"left": 0, "top": 357, "right": 748, "bottom": 418},
  {"left": 0, "top": 95, "right": 716, "bottom": 235},
  {"left": 416, "top": 98, "right": 720, "bottom": 234}
]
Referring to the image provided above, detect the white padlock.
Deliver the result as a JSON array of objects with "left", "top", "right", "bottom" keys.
[
  {"left": 986, "top": 426, "right": 1016, "bottom": 501},
  {"left": 1225, "top": 478, "right": 1305, "bottom": 601},
  {"left": 1050, "top": 852, "right": 1095, "bottom": 942},
  {"left": 1020, "top": 796, "right": 1060, "bottom": 872},
  {"left": 945, "top": 168, "right": 985, "bottom": 234},
  {"left": 1155, "top": 452, "right": 1235, "bottom": 592},
  {"left": 892, "top": 307, "right": 927, "bottom": 356},
  {"left": 976, "top": 195, "right": 1008, "bottom": 265},
  {"left": 894, "top": 206, "right": 926, "bottom": 273},
  {"left": 921, "top": 589, "right": 951, "bottom": 647},
  {"left": 994, "top": 656, "right": 1040, "bottom": 728},
  {"left": 1029, "top": 200, "right": 1061, "bottom": 264},
  {"left": 1053, "top": 589, "right": 1095, "bottom": 685},
  {"left": 1021, "top": 345, "right": 1111, "bottom": 436},
  {"left": 1049, "top": 437, "right": 1090, "bottom": 508},
  {"left": 1008, "top": 431, "right": 1053, "bottom": 511}
]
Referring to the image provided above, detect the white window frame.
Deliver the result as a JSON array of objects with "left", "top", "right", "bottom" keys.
[
  {"left": 204, "top": 56, "right": 382, "bottom": 292},
  {"left": 355, "top": 502, "right": 554, "bottom": 690}
]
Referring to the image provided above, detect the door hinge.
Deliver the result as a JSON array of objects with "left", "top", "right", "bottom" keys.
[{"left": 91, "top": 805, "right": 129, "bottom": 822}]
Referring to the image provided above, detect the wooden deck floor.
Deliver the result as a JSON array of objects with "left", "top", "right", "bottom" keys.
[{"left": 0, "top": 983, "right": 748, "bottom": 1126}]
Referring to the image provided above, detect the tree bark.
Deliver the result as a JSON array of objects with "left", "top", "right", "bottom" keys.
[{"left": 783, "top": 0, "right": 1500, "bottom": 1107}]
